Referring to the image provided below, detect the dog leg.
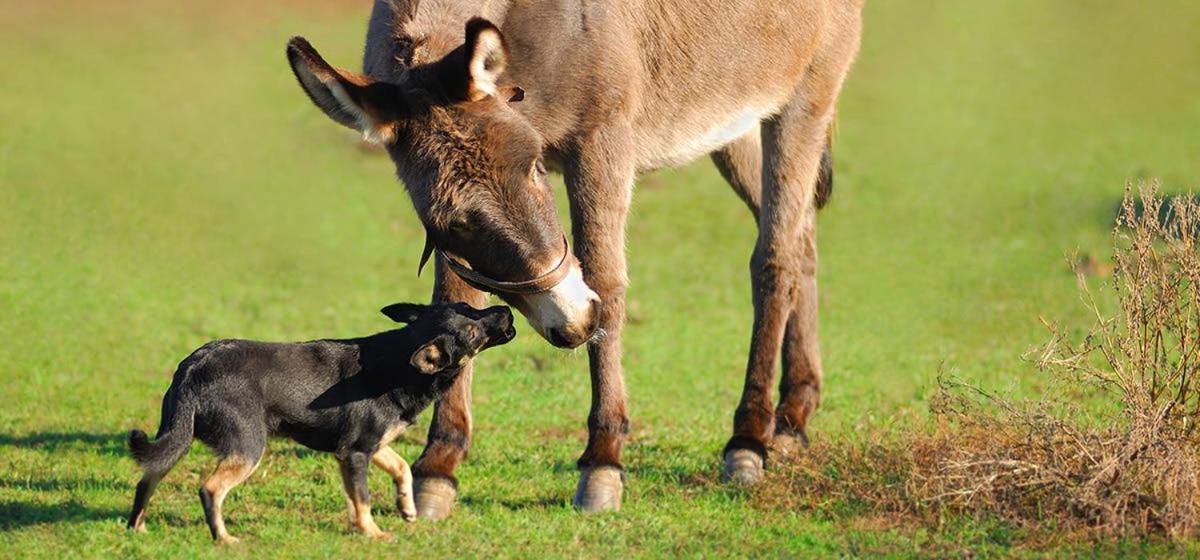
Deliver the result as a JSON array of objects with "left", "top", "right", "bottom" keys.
[
  {"left": 127, "top": 474, "right": 162, "bottom": 533},
  {"left": 340, "top": 452, "right": 391, "bottom": 541},
  {"left": 199, "top": 455, "right": 260, "bottom": 544},
  {"left": 372, "top": 447, "right": 417, "bottom": 522}
]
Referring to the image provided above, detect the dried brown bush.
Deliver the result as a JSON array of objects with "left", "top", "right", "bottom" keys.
[{"left": 760, "top": 183, "right": 1200, "bottom": 540}]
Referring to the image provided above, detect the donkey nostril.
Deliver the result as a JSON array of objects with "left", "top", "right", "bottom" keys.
[{"left": 547, "top": 328, "right": 570, "bottom": 348}]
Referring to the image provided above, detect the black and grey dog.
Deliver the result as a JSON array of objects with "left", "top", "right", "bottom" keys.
[{"left": 126, "top": 302, "right": 515, "bottom": 542}]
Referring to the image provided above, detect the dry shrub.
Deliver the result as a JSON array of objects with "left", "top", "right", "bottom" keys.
[
  {"left": 751, "top": 423, "right": 923, "bottom": 519},
  {"left": 761, "top": 183, "right": 1200, "bottom": 540}
]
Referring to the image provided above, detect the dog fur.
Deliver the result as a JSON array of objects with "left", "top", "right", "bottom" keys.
[{"left": 125, "top": 302, "right": 515, "bottom": 542}]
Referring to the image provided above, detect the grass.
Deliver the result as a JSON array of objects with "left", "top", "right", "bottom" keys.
[{"left": 2, "top": 0, "right": 1200, "bottom": 556}]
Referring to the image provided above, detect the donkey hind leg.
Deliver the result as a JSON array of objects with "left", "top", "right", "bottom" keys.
[
  {"left": 721, "top": 90, "right": 838, "bottom": 484},
  {"left": 410, "top": 261, "right": 486, "bottom": 521},
  {"left": 712, "top": 132, "right": 825, "bottom": 460},
  {"left": 773, "top": 206, "right": 821, "bottom": 457}
]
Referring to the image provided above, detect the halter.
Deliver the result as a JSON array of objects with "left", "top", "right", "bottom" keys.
[{"left": 418, "top": 234, "right": 572, "bottom": 295}]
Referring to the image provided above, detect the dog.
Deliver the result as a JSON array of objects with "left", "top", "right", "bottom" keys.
[{"left": 126, "top": 302, "right": 515, "bottom": 542}]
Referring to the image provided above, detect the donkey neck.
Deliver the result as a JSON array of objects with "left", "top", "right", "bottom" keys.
[{"left": 394, "top": 0, "right": 511, "bottom": 64}]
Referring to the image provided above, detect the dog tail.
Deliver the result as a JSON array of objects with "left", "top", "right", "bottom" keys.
[{"left": 128, "top": 386, "right": 196, "bottom": 476}]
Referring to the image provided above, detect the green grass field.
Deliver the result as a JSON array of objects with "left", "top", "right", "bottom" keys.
[{"left": 3, "top": 1, "right": 1200, "bottom": 557}]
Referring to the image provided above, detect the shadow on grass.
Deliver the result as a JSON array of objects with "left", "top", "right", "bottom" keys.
[
  {"left": 0, "top": 475, "right": 122, "bottom": 493},
  {"left": 0, "top": 431, "right": 127, "bottom": 456},
  {"left": 459, "top": 495, "right": 568, "bottom": 512},
  {"left": 0, "top": 500, "right": 124, "bottom": 531}
]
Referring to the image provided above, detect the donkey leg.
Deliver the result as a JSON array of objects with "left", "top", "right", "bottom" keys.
[
  {"left": 715, "top": 132, "right": 829, "bottom": 459},
  {"left": 566, "top": 122, "right": 635, "bottom": 512},
  {"left": 724, "top": 95, "right": 840, "bottom": 485},
  {"left": 711, "top": 128, "right": 763, "bottom": 221},
  {"left": 410, "top": 262, "right": 487, "bottom": 521},
  {"left": 774, "top": 206, "right": 821, "bottom": 456}
]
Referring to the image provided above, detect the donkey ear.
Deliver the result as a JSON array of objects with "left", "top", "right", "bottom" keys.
[
  {"left": 410, "top": 334, "right": 455, "bottom": 374},
  {"left": 286, "top": 36, "right": 404, "bottom": 144},
  {"left": 381, "top": 303, "right": 427, "bottom": 323},
  {"left": 462, "top": 18, "right": 509, "bottom": 101}
]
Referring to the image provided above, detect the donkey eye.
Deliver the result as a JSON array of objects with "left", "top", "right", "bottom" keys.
[
  {"left": 448, "top": 218, "right": 473, "bottom": 236},
  {"left": 533, "top": 159, "right": 548, "bottom": 177}
]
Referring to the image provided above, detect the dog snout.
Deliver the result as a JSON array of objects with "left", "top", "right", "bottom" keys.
[{"left": 484, "top": 306, "right": 516, "bottom": 343}]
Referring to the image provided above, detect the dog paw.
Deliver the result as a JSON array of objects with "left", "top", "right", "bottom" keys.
[
  {"left": 397, "top": 498, "right": 418, "bottom": 522},
  {"left": 369, "top": 530, "right": 394, "bottom": 542}
]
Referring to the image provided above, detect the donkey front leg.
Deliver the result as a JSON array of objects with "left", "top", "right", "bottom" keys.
[
  {"left": 410, "top": 260, "right": 488, "bottom": 520},
  {"left": 723, "top": 94, "right": 837, "bottom": 484},
  {"left": 567, "top": 122, "right": 635, "bottom": 512}
]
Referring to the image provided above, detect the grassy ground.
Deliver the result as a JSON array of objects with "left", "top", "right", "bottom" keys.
[{"left": 2, "top": 0, "right": 1199, "bottom": 557}]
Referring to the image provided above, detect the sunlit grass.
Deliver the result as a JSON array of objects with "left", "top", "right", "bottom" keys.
[{"left": 2, "top": 0, "right": 1199, "bottom": 556}]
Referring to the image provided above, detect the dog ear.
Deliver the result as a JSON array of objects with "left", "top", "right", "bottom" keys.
[
  {"left": 381, "top": 303, "right": 427, "bottom": 323},
  {"left": 410, "top": 334, "right": 454, "bottom": 374}
]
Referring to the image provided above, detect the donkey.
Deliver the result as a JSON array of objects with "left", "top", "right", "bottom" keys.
[{"left": 286, "top": 0, "right": 863, "bottom": 519}]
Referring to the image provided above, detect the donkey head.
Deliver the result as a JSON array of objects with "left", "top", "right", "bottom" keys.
[{"left": 286, "top": 19, "right": 599, "bottom": 348}]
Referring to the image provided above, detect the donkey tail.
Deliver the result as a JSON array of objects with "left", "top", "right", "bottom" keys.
[
  {"left": 128, "top": 390, "right": 195, "bottom": 476},
  {"left": 814, "top": 136, "right": 834, "bottom": 209}
]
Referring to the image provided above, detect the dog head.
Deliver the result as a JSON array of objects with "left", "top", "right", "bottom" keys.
[{"left": 381, "top": 302, "right": 516, "bottom": 374}]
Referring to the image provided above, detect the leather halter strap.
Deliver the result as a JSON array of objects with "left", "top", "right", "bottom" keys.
[{"left": 437, "top": 234, "right": 572, "bottom": 295}]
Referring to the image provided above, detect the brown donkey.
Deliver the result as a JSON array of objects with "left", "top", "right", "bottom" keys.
[{"left": 287, "top": 0, "right": 863, "bottom": 518}]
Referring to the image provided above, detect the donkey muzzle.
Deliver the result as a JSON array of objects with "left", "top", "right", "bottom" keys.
[{"left": 510, "top": 265, "right": 600, "bottom": 349}]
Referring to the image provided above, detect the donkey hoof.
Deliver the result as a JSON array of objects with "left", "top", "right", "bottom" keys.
[
  {"left": 722, "top": 448, "right": 765, "bottom": 485},
  {"left": 573, "top": 466, "right": 623, "bottom": 512},
  {"left": 413, "top": 477, "right": 457, "bottom": 521},
  {"left": 771, "top": 430, "right": 809, "bottom": 458}
]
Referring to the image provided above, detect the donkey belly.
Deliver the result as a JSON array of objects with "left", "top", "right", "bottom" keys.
[
  {"left": 625, "top": 1, "right": 824, "bottom": 171},
  {"left": 632, "top": 101, "right": 777, "bottom": 171}
]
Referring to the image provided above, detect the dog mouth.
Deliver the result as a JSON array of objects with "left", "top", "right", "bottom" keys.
[
  {"left": 483, "top": 324, "right": 517, "bottom": 349},
  {"left": 498, "top": 324, "right": 517, "bottom": 344}
]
